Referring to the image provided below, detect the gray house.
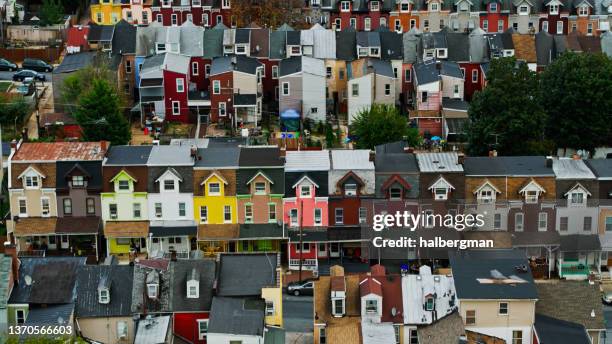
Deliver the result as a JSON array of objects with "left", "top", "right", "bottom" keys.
[{"left": 279, "top": 55, "right": 327, "bottom": 123}]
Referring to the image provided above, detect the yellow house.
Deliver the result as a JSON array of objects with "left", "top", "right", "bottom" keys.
[
  {"left": 194, "top": 169, "right": 238, "bottom": 254},
  {"left": 90, "top": 0, "right": 122, "bottom": 25},
  {"left": 262, "top": 268, "right": 283, "bottom": 327}
]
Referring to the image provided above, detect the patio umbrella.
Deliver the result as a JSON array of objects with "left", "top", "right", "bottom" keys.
[{"left": 431, "top": 136, "right": 442, "bottom": 141}]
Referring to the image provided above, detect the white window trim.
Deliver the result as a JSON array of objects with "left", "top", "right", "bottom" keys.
[
  {"left": 200, "top": 206, "right": 208, "bottom": 224},
  {"left": 172, "top": 100, "right": 181, "bottom": 115},
  {"left": 176, "top": 78, "right": 184, "bottom": 93},
  {"left": 282, "top": 82, "right": 290, "bottom": 96}
]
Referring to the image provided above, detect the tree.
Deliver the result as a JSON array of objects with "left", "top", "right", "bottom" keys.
[
  {"left": 231, "top": 0, "right": 307, "bottom": 28},
  {"left": 539, "top": 52, "right": 612, "bottom": 155},
  {"left": 39, "top": 0, "right": 64, "bottom": 26},
  {"left": 75, "top": 79, "right": 131, "bottom": 145},
  {"left": 466, "top": 58, "right": 550, "bottom": 156},
  {"left": 349, "top": 104, "right": 420, "bottom": 149},
  {"left": 0, "top": 94, "right": 32, "bottom": 136},
  {"left": 61, "top": 60, "right": 118, "bottom": 114}
]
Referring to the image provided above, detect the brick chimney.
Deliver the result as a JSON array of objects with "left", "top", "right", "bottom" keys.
[{"left": 4, "top": 242, "right": 20, "bottom": 285}]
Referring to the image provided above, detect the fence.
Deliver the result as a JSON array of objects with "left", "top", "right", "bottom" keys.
[{"left": 0, "top": 47, "right": 63, "bottom": 63}]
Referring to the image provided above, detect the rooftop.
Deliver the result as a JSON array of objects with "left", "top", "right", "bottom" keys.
[
  {"left": 463, "top": 156, "right": 554, "bottom": 176},
  {"left": 208, "top": 297, "right": 265, "bottom": 336},
  {"left": 331, "top": 150, "right": 374, "bottom": 170},
  {"left": 416, "top": 152, "right": 464, "bottom": 173},
  {"left": 285, "top": 150, "right": 330, "bottom": 172},
  {"left": 76, "top": 265, "right": 134, "bottom": 318},
  {"left": 402, "top": 265, "right": 457, "bottom": 325},
  {"left": 552, "top": 158, "right": 596, "bottom": 179},
  {"left": 147, "top": 145, "right": 195, "bottom": 166},
  {"left": 217, "top": 253, "right": 278, "bottom": 297},
  {"left": 536, "top": 281, "right": 605, "bottom": 331},
  {"left": 104, "top": 145, "right": 153, "bottom": 166},
  {"left": 12, "top": 142, "right": 107, "bottom": 162}
]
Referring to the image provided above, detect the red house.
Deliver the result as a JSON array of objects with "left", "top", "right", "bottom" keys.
[
  {"left": 479, "top": 0, "right": 509, "bottom": 33},
  {"left": 151, "top": 0, "right": 233, "bottom": 27},
  {"left": 326, "top": 0, "right": 391, "bottom": 31},
  {"left": 539, "top": 0, "right": 569, "bottom": 35},
  {"left": 162, "top": 53, "right": 192, "bottom": 123}
]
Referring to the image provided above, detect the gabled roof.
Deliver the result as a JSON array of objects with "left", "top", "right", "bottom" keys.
[
  {"left": 381, "top": 174, "right": 412, "bottom": 191},
  {"left": 250, "top": 28, "right": 270, "bottom": 58},
  {"left": 76, "top": 265, "right": 134, "bottom": 318},
  {"left": 12, "top": 142, "right": 107, "bottom": 162},
  {"left": 357, "top": 31, "right": 381, "bottom": 47},
  {"left": 449, "top": 249, "right": 537, "bottom": 300},
  {"left": 279, "top": 56, "right": 326, "bottom": 77},
  {"left": 202, "top": 24, "right": 225, "bottom": 59},
  {"left": 518, "top": 179, "right": 546, "bottom": 194},
  {"left": 534, "top": 314, "right": 591, "bottom": 344},
  {"left": 428, "top": 175, "right": 455, "bottom": 190},
  {"left": 473, "top": 179, "right": 501, "bottom": 194},
  {"left": 311, "top": 27, "right": 336, "bottom": 59},
  {"left": 155, "top": 167, "right": 183, "bottom": 183},
  {"left": 292, "top": 174, "right": 320, "bottom": 189},
  {"left": 246, "top": 171, "right": 274, "bottom": 185},
  {"left": 17, "top": 165, "right": 46, "bottom": 179},
  {"left": 217, "top": 253, "right": 278, "bottom": 297},
  {"left": 269, "top": 30, "right": 287, "bottom": 60},
  {"left": 171, "top": 260, "right": 216, "bottom": 312},
  {"left": 446, "top": 32, "right": 470, "bottom": 62},
  {"left": 563, "top": 182, "right": 592, "bottom": 197},
  {"left": 208, "top": 297, "right": 265, "bottom": 336},
  {"left": 210, "top": 55, "right": 262, "bottom": 75},
  {"left": 413, "top": 61, "right": 440, "bottom": 85},
  {"left": 359, "top": 276, "right": 382, "bottom": 296},
  {"left": 66, "top": 25, "right": 90, "bottom": 49},
  {"left": 336, "top": 30, "right": 357, "bottom": 61},
  {"left": 379, "top": 31, "right": 403, "bottom": 60},
  {"left": 88, "top": 24, "right": 114, "bottom": 42},
  {"left": 331, "top": 149, "right": 374, "bottom": 170},
  {"left": 147, "top": 145, "right": 194, "bottom": 166},
  {"left": 586, "top": 159, "right": 612, "bottom": 179},
  {"left": 179, "top": 22, "right": 204, "bottom": 57},
  {"left": 201, "top": 171, "right": 228, "bottom": 185}
]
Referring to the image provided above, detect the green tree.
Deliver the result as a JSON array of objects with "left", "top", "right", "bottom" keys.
[
  {"left": 349, "top": 104, "right": 420, "bottom": 149},
  {"left": 0, "top": 95, "right": 32, "bottom": 137},
  {"left": 39, "top": 0, "right": 64, "bottom": 25},
  {"left": 75, "top": 79, "right": 131, "bottom": 145},
  {"left": 539, "top": 52, "right": 612, "bottom": 155},
  {"left": 61, "top": 60, "right": 118, "bottom": 114},
  {"left": 466, "top": 58, "right": 549, "bottom": 156}
]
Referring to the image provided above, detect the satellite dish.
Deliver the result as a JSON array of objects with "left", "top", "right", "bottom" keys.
[{"left": 24, "top": 275, "right": 32, "bottom": 286}]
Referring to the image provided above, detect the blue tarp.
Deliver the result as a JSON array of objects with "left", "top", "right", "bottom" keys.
[{"left": 280, "top": 108, "right": 300, "bottom": 119}]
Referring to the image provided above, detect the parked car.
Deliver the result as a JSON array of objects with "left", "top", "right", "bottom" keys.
[
  {"left": 602, "top": 291, "right": 612, "bottom": 305},
  {"left": 0, "top": 58, "right": 18, "bottom": 71},
  {"left": 13, "top": 70, "right": 45, "bottom": 82},
  {"left": 21, "top": 58, "right": 53, "bottom": 72},
  {"left": 287, "top": 279, "right": 315, "bottom": 296}
]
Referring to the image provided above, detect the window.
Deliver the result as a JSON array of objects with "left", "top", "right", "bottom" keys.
[
  {"left": 224, "top": 205, "right": 231, "bottom": 222},
  {"left": 326, "top": 66, "right": 332, "bottom": 78},
  {"left": 164, "top": 180, "right": 175, "bottom": 191},
  {"left": 176, "top": 78, "right": 184, "bottom": 92},
  {"left": 556, "top": 21, "right": 563, "bottom": 34},
  {"left": 213, "top": 80, "right": 221, "bottom": 94},
  {"left": 410, "top": 19, "right": 417, "bottom": 28},
  {"left": 147, "top": 284, "right": 159, "bottom": 298},
  {"left": 155, "top": 203, "right": 163, "bottom": 218},
  {"left": 424, "top": 210, "right": 435, "bottom": 228},
  {"left": 320, "top": 327, "right": 327, "bottom": 344},
  {"left": 197, "top": 320, "right": 209, "bottom": 340},
  {"left": 424, "top": 19, "right": 429, "bottom": 29},
  {"left": 265, "top": 301, "right": 275, "bottom": 315},
  {"left": 365, "top": 299, "right": 378, "bottom": 313},
  {"left": 172, "top": 101, "right": 180, "bottom": 115},
  {"left": 560, "top": 216, "right": 568, "bottom": 231},
  {"left": 465, "top": 310, "right": 476, "bottom": 325},
  {"left": 570, "top": 192, "right": 584, "bottom": 205},
  {"left": 358, "top": 47, "right": 368, "bottom": 57},
  {"left": 359, "top": 207, "right": 367, "bottom": 224},
  {"left": 99, "top": 288, "right": 110, "bottom": 304},
  {"left": 515, "top": 213, "right": 524, "bottom": 231},
  {"left": 538, "top": 212, "right": 547, "bottom": 231},
  {"left": 344, "top": 183, "right": 357, "bottom": 196},
  {"left": 117, "top": 321, "right": 128, "bottom": 339},
  {"left": 483, "top": 19, "right": 489, "bottom": 32},
  {"left": 542, "top": 21, "right": 549, "bottom": 32},
  {"left": 430, "top": 2, "right": 439, "bottom": 11},
  {"left": 425, "top": 297, "right": 434, "bottom": 310},
  {"left": 25, "top": 175, "right": 39, "bottom": 188},
  {"left": 478, "top": 189, "right": 494, "bottom": 203},
  {"left": 191, "top": 61, "right": 199, "bottom": 76},
  {"left": 219, "top": 102, "right": 226, "bottom": 116},
  {"left": 525, "top": 190, "right": 538, "bottom": 203},
  {"left": 583, "top": 216, "right": 592, "bottom": 231},
  {"left": 124, "top": 59, "right": 132, "bottom": 75},
  {"left": 512, "top": 330, "right": 522, "bottom": 344},
  {"left": 311, "top": 107, "right": 318, "bottom": 114},
  {"left": 421, "top": 91, "right": 428, "bottom": 102},
  {"left": 494, "top": 213, "right": 501, "bottom": 229},
  {"left": 118, "top": 180, "right": 130, "bottom": 191},
  {"left": 351, "top": 83, "right": 359, "bottom": 97},
  {"left": 339, "top": 69, "right": 345, "bottom": 80},
  {"left": 133, "top": 203, "right": 141, "bottom": 218},
  {"left": 290, "top": 209, "right": 298, "bottom": 226},
  {"left": 384, "top": 84, "right": 391, "bottom": 96},
  {"left": 314, "top": 208, "right": 322, "bottom": 225},
  {"left": 254, "top": 182, "right": 266, "bottom": 194},
  {"left": 156, "top": 13, "right": 162, "bottom": 22},
  {"left": 370, "top": 47, "right": 380, "bottom": 56},
  {"left": 390, "top": 187, "right": 402, "bottom": 200},
  {"left": 291, "top": 46, "right": 302, "bottom": 55},
  {"left": 405, "top": 69, "right": 411, "bottom": 82},
  {"left": 200, "top": 206, "right": 208, "bottom": 223},
  {"left": 335, "top": 208, "right": 344, "bottom": 224},
  {"left": 222, "top": 0, "right": 230, "bottom": 8},
  {"left": 393, "top": 325, "right": 401, "bottom": 344},
  {"left": 519, "top": 5, "right": 528, "bottom": 13},
  {"left": 394, "top": 19, "right": 401, "bottom": 32},
  {"left": 86, "top": 198, "right": 96, "bottom": 215},
  {"left": 587, "top": 22, "right": 593, "bottom": 34},
  {"left": 434, "top": 187, "right": 448, "bottom": 200},
  {"left": 579, "top": 5, "right": 588, "bottom": 15},
  {"left": 300, "top": 185, "right": 311, "bottom": 197},
  {"left": 272, "top": 65, "right": 279, "bottom": 79},
  {"left": 341, "top": 1, "right": 350, "bottom": 10},
  {"left": 179, "top": 202, "right": 186, "bottom": 217},
  {"left": 41, "top": 198, "right": 50, "bottom": 216},
  {"left": 549, "top": 3, "right": 559, "bottom": 14},
  {"left": 216, "top": 14, "right": 222, "bottom": 24},
  {"left": 333, "top": 299, "right": 344, "bottom": 316},
  {"left": 371, "top": 1, "right": 379, "bottom": 10},
  {"left": 600, "top": 216, "right": 612, "bottom": 233},
  {"left": 496, "top": 19, "right": 504, "bottom": 32},
  {"left": 282, "top": 82, "right": 290, "bottom": 96},
  {"left": 16, "top": 309, "right": 25, "bottom": 324},
  {"left": 401, "top": 2, "right": 409, "bottom": 11},
  {"left": 499, "top": 302, "right": 508, "bottom": 315},
  {"left": 236, "top": 45, "right": 247, "bottom": 54},
  {"left": 109, "top": 204, "right": 118, "bottom": 219},
  {"left": 171, "top": 13, "right": 178, "bottom": 25},
  {"left": 490, "top": 2, "right": 497, "bottom": 11},
  {"left": 97, "top": 12, "right": 103, "bottom": 23},
  {"left": 268, "top": 203, "right": 276, "bottom": 222},
  {"left": 208, "top": 183, "right": 220, "bottom": 195},
  {"left": 408, "top": 329, "right": 418, "bottom": 344},
  {"left": 453, "top": 84, "right": 460, "bottom": 97},
  {"left": 472, "top": 69, "right": 478, "bottom": 83},
  {"left": 63, "top": 198, "right": 73, "bottom": 215},
  {"left": 365, "top": 17, "right": 372, "bottom": 31},
  {"left": 245, "top": 204, "right": 253, "bottom": 223},
  {"left": 202, "top": 13, "right": 209, "bottom": 26}
]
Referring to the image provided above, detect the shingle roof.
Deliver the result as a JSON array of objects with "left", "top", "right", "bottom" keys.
[
  {"left": 203, "top": 24, "right": 225, "bottom": 59},
  {"left": 250, "top": 28, "right": 270, "bottom": 58},
  {"left": 439, "top": 61, "right": 463, "bottom": 79},
  {"left": 54, "top": 51, "right": 98, "bottom": 73},
  {"left": 208, "top": 297, "right": 265, "bottom": 336},
  {"left": 217, "top": 253, "right": 278, "bottom": 297},
  {"left": 235, "top": 28, "right": 251, "bottom": 44},
  {"left": 269, "top": 30, "right": 287, "bottom": 60},
  {"left": 112, "top": 20, "right": 136, "bottom": 55},
  {"left": 88, "top": 24, "right": 114, "bottom": 42},
  {"left": 403, "top": 30, "right": 422, "bottom": 64},
  {"left": 534, "top": 314, "right": 591, "bottom": 344},
  {"left": 12, "top": 142, "right": 107, "bottom": 161},
  {"left": 210, "top": 55, "right": 262, "bottom": 75},
  {"left": 76, "top": 265, "right": 134, "bottom": 318},
  {"left": 417, "top": 312, "right": 466, "bottom": 344},
  {"left": 0, "top": 255, "right": 12, "bottom": 308},
  {"left": 239, "top": 223, "right": 284, "bottom": 239},
  {"left": 559, "top": 234, "right": 601, "bottom": 251},
  {"left": 463, "top": 156, "right": 554, "bottom": 176},
  {"left": 147, "top": 145, "right": 194, "bottom": 166},
  {"left": 413, "top": 62, "right": 440, "bottom": 85},
  {"left": 586, "top": 159, "right": 612, "bottom": 179},
  {"left": 512, "top": 34, "right": 537, "bottom": 62},
  {"left": 285, "top": 150, "right": 331, "bottom": 171},
  {"left": 239, "top": 146, "right": 284, "bottom": 167},
  {"left": 536, "top": 282, "right": 605, "bottom": 330},
  {"left": 195, "top": 147, "right": 240, "bottom": 168},
  {"left": 416, "top": 152, "right": 464, "bottom": 172},
  {"left": 179, "top": 23, "right": 204, "bottom": 57},
  {"left": 171, "top": 259, "right": 216, "bottom": 312},
  {"left": 449, "top": 249, "right": 537, "bottom": 300},
  {"left": 105, "top": 145, "right": 153, "bottom": 165},
  {"left": 380, "top": 31, "right": 403, "bottom": 60},
  {"left": 331, "top": 150, "right": 374, "bottom": 170},
  {"left": 552, "top": 159, "right": 596, "bottom": 179},
  {"left": 336, "top": 30, "right": 357, "bottom": 61},
  {"left": 446, "top": 33, "right": 470, "bottom": 62}
]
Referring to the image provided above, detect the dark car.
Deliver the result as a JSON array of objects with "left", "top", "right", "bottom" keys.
[
  {"left": 13, "top": 70, "right": 45, "bottom": 82},
  {"left": 287, "top": 279, "right": 315, "bottom": 296},
  {"left": 0, "top": 58, "right": 18, "bottom": 71},
  {"left": 21, "top": 58, "right": 53, "bottom": 72}
]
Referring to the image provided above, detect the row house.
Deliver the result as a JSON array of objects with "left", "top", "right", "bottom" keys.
[
  {"left": 323, "top": 0, "right": 393, "bottom": 31},
  {"left": 101, "top": 145, "right": 153, "bottom": 259},
  {"left": 279, "top": 56, "right": 327, "bottom": 125},
  {"left": 112, "top": 20, "right": 138, "bottom": 105},
  {"left": 91, "top": 0, "right": 123, "bottom": 25},
  {"left": 587, "top": 159, "right": 612, "bottom": 268},
  {"left": 122, "top": 0, "right": 153, "bottom": 25},
  {"left": 347, "top": 58, "right": 397, "bottom": 124},
  {"left": 7, "top": 142, "right": 108, "bottom": 262},
  {"left": 284, "top": 150, "right": 331, "bottom": 271}
]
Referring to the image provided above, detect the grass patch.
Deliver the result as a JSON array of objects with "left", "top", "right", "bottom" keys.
[{"left": 0, "top": 81, "right": 12, "bottom": 93}]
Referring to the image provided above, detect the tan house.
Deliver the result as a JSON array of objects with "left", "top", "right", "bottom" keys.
[
  {"left": 75, "top": 265, "right": 135, "bottom": 344},
  {"left": 450, "top": 250, "right": 538, "bottom": 344}
]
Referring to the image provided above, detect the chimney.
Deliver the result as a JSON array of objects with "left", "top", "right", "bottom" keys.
[
  {"left": 4, "top": 242, "right": 20, "bottom": 284},
  {"left": 369, "top": 150, "right": 375, "bottom": 162},
  {"left": 100, "top": 140, "right": 108, "bottom": 153},
  {"left": 457, "top": 153, "right": 465, "bottom": 165},
  {"left": 546, "top": 156, "right": 553, "bottom": 168}
]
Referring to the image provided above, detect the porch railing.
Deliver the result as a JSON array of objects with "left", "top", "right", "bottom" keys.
[{"left": 18, "top": 250, "right": 46, "bottom": 258}]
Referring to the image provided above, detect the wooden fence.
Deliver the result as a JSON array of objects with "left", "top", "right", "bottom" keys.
[{"left": 0, "top": 47, "right": 63, "bottom": 64}]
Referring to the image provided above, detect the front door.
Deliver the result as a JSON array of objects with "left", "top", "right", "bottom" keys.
[
  {"left": 60, "top": 235, "right": 70, "bottom": 249},
  {"left": 330, "top": 243, "right": 340, "bottom": 258}
]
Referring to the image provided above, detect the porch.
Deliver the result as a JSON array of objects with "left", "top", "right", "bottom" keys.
[{"left": 148, "top": 221, "right": 197, "bottom": 259}]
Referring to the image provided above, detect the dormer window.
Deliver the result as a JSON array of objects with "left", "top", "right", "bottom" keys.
[
  {"left": 341, "top": 1, "right": 350, "bottom": 11},
  {"left": 566, "top": 184, "right": 590, "bottom": 206},
  {"left": 146, "top": 271, "right": 160, "bottom": 299},
  {"left": 255, "top": 182, "right": 266, "bottom": 194},
  {"left": 365, "top": 299, "right": 378, "bottom": 313},
  {"left": 425, "top": 297, "right": 434, "bottom": 311},
  {"left": 208, "top": 183, "right": 220, "bottom": 195},
  {"left": 222, "top": 0, "right": 230, "bottom": 8},
  {"left": 430, "top": 2, "right": 439, "bottom": 11},
  {"left": 525, "top": 190, "right": 538, "bottom": 203},
  {"left": 147, "top": 284, "right": 158, "bottom": 299},
  {"left": 475, "top": 182, "right": 500, "bottom": 204},
  {"left": 290, "top": 46, "right": 302, "bottom": 56},
  {"left": 235, "top": 45, "right": 247, "bottom": 55},
  {"left": 164, "top": 180, "right": 175, "bottom": 191},
  {"left": 570, "top": 192, "right": 584, "bottom": 205},
  {"left": 400, "top": 2, "right": 409, "bottom": 11},
  {"left": 118, "top": 180, "right": 129, "bottom": 190},
  {"left": 429, "top": 176, "right": 454, "bottom": 200},
  {"left": 358, "top": 47, "right": 368, "bottom": 57},
  {"left": 345, "top": 184, "right": 357, "bottom": 196},
  {"left": 549, "top": 3, "right": 559, "bottom": 14},
  {"left": 162, "top": 0, "right": 171, "bottom": 6},
  {"left": 25, "top": 176, "right": 39, "bottom": 188},
  {"left": 519, "top": 4, "right": 529, "bottom": 14},
  {"left": 436, "top": 48, "right": 447, "bottom": 58},
  {"left": 459, "top": 1, "right": 469, "bottom": 11},
  {"left": 371, "top": 1, "right": 380, "bottom": 10},
  {"left": 578, "top": 5, "right": 588, "bottom": 16},
  {"left": 187, "top": 275, "right": 199, "bottom": 299},
  {"left": 99, "top": 288, "right": 110, "bottom": 304},
  {"left": 369, "top": 47, "right": 380, "bottom": 56},
  {"left": 520, "top": 180, "right": 545, "bottom": 204},
  {"left": 390, "top": 187, "right": 402, "bottom": 200},
  {"left": 490, "top": 2, "right": 497, "bottom": 11},
  {"left": 300, "top": 185, "right": 311, "bottom": 197},
  {"left": 72, "top": 175, "right": 85, "bottom": 187}
]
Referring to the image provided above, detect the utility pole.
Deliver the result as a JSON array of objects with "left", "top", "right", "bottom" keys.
[{"left": 297, "top": 197, "right": 303, "bottom": 282}]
